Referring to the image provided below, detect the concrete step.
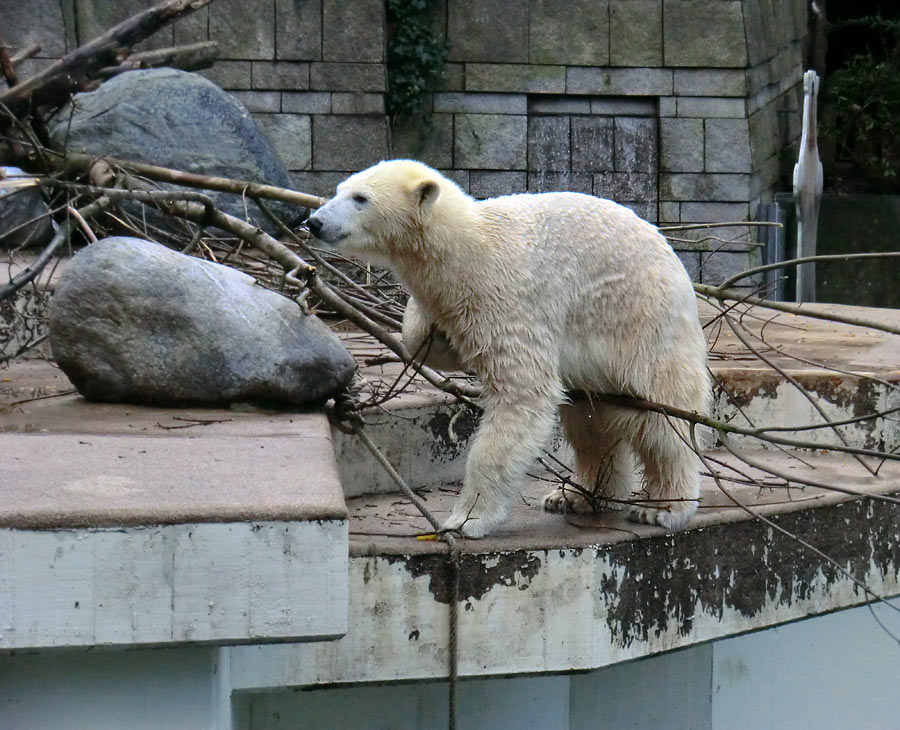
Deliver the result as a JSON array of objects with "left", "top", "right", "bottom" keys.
[
  {"left": 702, "top": 301, "right": 899, "bottom": 453},
  {"left": 0, "top": 391, "right": 348, "bottom": 651},
  {"left": 334, "top": 301, "right": 900, "bottom": 497}
]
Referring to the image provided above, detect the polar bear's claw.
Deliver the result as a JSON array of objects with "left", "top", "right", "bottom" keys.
[
  {"left": 543, "top": 488, "right": 626, "bottom": 515},
  {"left": 627, "top": 503, "right": 697, "bottom": 531}
]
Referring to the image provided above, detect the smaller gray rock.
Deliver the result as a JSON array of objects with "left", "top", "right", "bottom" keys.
[
  {"left": 49, "top": 237, "right": 356, "bottom": 406},
  {"left": 0, "top": 167, "right": 54, "bottom": 250}
]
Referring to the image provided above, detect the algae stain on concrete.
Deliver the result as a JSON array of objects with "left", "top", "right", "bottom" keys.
[{"left": 396, "top": 551, "right": 542, "bottom": 604}]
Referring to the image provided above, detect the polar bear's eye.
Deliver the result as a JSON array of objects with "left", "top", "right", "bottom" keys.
[{"left": 353, "top": 194, "right": 369, "bottom": 205}]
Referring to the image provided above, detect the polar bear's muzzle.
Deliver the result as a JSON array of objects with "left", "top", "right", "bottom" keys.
[{"left": 305, "top": 213, "right": 347, "bottom": 244}]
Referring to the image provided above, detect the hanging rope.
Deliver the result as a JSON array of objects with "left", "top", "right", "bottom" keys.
[{"left": 335, "top": 383, "right": 461, "bottom": 730}]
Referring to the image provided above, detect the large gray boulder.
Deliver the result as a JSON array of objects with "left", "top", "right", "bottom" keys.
[
  {"left": 0, "top": 167, "right": 54, "bottom": 250},
  {"left": 49, "top": 237, "right": 356, "bottom": 406},
  {"left": 49, "top": 68, "right": 306, "bottom": 234}
]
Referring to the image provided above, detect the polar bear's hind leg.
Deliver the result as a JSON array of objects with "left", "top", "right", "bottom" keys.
[
  {"left": 626, "top": 412, "right": 700, "bottom": 530},
  {"left": 542, "top": 401, "right": 636, "bottom": 514}
]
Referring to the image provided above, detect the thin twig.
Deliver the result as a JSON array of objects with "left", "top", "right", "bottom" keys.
[
  {"left": 0, "top": 196, "right": 113, "bottom": 300},
  {"left": 65, "top": 204, "right": 98, "bottom": 244},
  {"left": 695, "top": 283, "right": 900, "bottom": 336},
  {"left": 719, "top": 251, "right": 900, "bottom": 290}
]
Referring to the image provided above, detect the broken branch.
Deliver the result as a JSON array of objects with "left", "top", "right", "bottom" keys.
[
  {"left": 94, "top": 41, "right": 219, "bottom": 79},
  {"left": 0, "top": 0, "right": 215, "bottom": 113},
  {"left": 59, "top": 151, "right": 326, "bottom": 210}
]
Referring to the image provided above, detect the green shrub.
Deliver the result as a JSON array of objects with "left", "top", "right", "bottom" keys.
[
  {"left": 825, "top": 16, "right": 900, "bottom": 192},
  {"left": 386, "top": 0, "right": 450, "bottom": 120}
]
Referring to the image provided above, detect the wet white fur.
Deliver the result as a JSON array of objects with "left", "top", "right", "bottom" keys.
[{"left": 308, "top": 160, "right": 710, "bottom": 537}]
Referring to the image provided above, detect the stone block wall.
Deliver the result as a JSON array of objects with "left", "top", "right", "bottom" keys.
[{"left": 3, "top": 0, "right": 809, "bottom": 285}]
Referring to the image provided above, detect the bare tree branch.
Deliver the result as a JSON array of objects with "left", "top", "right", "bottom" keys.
[
  {"left": 0, "top": 0, "right": 215, "bottom": 113},
  {"left": 695, "top": 283, "right": 900, "bottom": 336},
  {"left": 718, "top": 251, "right": 900, "bottom": 290},
  {"left": 58, "top": 152, "right": 325, "bottom": 210},
  {"left": 94, "top": 41, "right": 219, "bottom": 79}
]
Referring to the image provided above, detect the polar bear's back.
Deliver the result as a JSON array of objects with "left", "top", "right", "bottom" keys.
[
  {"left": 477, "top": 192, "right": 680, "bottom": 272},
  {"left": 475, "top": 191, "right": 703, "bottom": 400},
  {"left": 475, "top": 191, "right": 692, "bottom": 305}
]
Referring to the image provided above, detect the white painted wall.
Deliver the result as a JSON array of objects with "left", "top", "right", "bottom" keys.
[
  {"left": 234, "top": 646, "right": 712, "bottom": 729},
  {"left": 236, "top": 675, "right": 572, "bottom": 730},
  {"left": 571, "top": 645, "right": 712, "bottom": 730},
  {"left": 232, "top": 603, "right": 900, "bottom": 730},
  {"left": 711, "top": 603, "right": 900, "bottom": 730},
  {"left": 0, "top": 647, "right": 218, "bottom": 730}
]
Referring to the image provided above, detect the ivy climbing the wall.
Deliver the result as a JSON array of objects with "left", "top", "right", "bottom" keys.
[{"left": 386, "top": 0, "right": 450, "bottom": 120}]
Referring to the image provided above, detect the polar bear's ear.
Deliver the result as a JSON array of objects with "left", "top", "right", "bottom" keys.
[{"left": 413, "top": 179, "right": 441, "bottom": 213}]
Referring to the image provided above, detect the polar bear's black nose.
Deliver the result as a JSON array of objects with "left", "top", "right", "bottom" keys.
[{"left": 306, "top": 216, "right": 323, "bottom": 238}]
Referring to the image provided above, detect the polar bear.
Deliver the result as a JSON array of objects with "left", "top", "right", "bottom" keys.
[{"left": 307, "top": 160, "right": 710, "bottom": 538}]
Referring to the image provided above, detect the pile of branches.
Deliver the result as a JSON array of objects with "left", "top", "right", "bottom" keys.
[{"left": 0, "top": 0, "right": 410, "bottom": 362}]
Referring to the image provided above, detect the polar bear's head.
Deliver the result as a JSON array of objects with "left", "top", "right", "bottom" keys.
[{"left": 306, "top": 160, "right": 457, "bottom": 266}]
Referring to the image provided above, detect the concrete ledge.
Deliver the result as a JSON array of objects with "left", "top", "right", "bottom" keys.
[
  {"left": 0, "top": 520, "right": 347, "bottom": 650},
  {"left": 229, "top": 490, "right": 899, "bottom": 689},
  {"left": 342, "top": 451, "right": 900, "bottom": 556},
  {"left": 0, "top": 403, "right": 345, "bottom": 528},
  {"left": 1, "top": 431, "right": 345, "bottom": 529},
  {"left": 0, "top": 398, "right": 349, "bottom": 649}
]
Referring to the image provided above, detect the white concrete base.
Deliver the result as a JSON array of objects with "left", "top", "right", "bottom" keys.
[{"left": 0, "top": 520, "right": 348, "bottom": 649}]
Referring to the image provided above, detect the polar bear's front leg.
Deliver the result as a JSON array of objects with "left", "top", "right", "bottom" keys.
[
  {"left": 443, "top": 390, "right": 561, "bottom": 537},
  {"left": 402, "top": 297, "right": 465, "bottom": 372}
]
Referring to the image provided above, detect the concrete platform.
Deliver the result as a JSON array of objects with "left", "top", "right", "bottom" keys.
[
  {"left": 1, "top": 300, "right": 899, "bottom": 678},
  {"left": 1, "top": 399, "right": 344, "bottom": 529},
  {"left": 345, "top": 451, "right": 900, "bottom": 556}
]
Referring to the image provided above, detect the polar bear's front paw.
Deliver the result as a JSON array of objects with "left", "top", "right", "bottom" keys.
[
  {"left": 442, "top": 490, "right": 508, "bottom": 538},
  {"left": 627, "top": 502, "right": 697, "bottom": 531},
  {"left": 542, "top": 487, "right": 625, "bottom": 514}
]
